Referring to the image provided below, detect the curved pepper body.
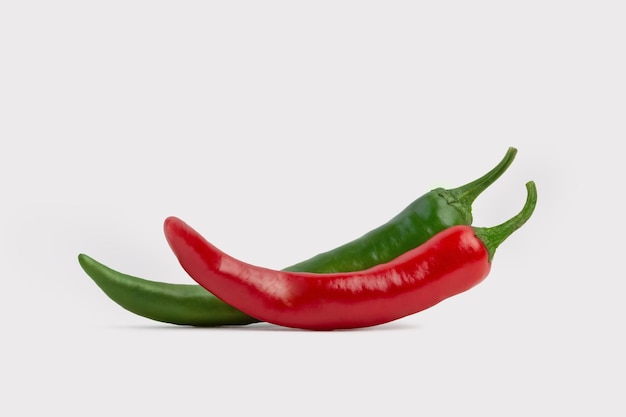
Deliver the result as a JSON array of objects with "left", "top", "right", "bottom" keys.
[
  {"left": 165, "top": 217, "right": 491, "bottom": 330},
  {"left": 76, "top": 188, "right": 472, "bottom": 326},
  {"left": 78, "top": 189, "right": 475, "bottom": 326}
]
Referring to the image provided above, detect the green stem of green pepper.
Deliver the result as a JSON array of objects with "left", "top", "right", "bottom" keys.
[{"left": 79, "top": 147, "right": 518, "bottom": 326}]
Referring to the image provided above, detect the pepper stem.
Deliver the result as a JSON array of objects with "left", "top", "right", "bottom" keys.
[
  {"left": 473, "top": 181, "right": 537, "bottom": 262},
  {"left": 449, "top": 147, "right": 518, "bottom": 205}
]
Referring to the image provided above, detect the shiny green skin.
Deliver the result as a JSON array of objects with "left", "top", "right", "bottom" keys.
[{"left": 79, "top": 147, "right": 517, "bottom": 326}]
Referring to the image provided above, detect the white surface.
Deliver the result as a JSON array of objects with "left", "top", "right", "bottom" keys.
[{"left": 1, "top": 1, "right": 624, "bottom": 415}]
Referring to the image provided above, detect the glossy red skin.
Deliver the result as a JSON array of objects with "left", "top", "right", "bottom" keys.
[{"left": 164, "top": 217, "right": 492, "bottom": 330}]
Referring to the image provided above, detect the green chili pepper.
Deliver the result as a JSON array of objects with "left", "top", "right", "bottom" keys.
[{"left": 79, "top": 147, "right": 517, "bottom": 326}]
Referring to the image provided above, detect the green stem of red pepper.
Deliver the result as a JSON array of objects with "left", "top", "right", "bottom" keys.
[
  {"left": 164, "top": 181, "right": 536, "bottom": 330},
  {"left": 474, "top": 181, "right": 537, "bottom": 261}
]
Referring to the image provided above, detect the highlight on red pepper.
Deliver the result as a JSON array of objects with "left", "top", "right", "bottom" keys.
[
  {"left": 78, "top": 147, "right": 519, "bottom": 327},
  {"left": 164, "top": 181, "right": 537, "bottom": 330}
]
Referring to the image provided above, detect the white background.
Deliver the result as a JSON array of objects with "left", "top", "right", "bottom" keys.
[{"left": 1, "top": 1, "right": 624, "bottom": 415}]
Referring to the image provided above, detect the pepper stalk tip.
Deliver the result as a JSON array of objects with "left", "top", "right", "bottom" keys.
[{"left": 473, "top": 180, "right": 537, "bottom": 262}]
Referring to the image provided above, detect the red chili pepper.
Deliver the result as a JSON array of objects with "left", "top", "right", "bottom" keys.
[{"left": 164, "top": 182, "right": 536, "bottom": 330}]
